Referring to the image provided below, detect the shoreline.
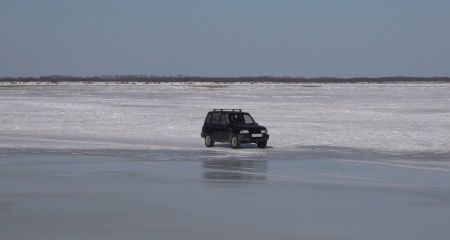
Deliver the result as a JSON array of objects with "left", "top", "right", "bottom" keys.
[
  {"left": 1, "top": 76, "right": 450, "bottom": 85},
  {"left": 1, "top": 81, "right": 450, "bottom": 86}
]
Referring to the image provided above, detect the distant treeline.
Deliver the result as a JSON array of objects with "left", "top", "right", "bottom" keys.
[{"left": 1, "top": 75, "right": 450, "bottom": 83}]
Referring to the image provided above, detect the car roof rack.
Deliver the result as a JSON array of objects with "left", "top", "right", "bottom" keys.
[{"left": 213, "top": 109, "right": 242, "bottom": 112}]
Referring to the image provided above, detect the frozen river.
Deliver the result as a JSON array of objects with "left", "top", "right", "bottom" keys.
[{"left": 0, "top": 83, "right": 450, "bottom": 239}]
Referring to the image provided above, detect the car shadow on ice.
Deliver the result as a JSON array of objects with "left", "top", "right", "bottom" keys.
[{"left": 212, "top": 143, "right": 274, "bottom": 149}]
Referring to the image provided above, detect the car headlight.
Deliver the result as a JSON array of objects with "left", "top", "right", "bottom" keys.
[
  {"left": 240, "top": 129, "right": 249, "bottom": 134},
  {"left": 261, "top": 129, "right": 267, "bottom": 134}
]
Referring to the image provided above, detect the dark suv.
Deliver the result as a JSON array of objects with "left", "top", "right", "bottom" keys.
[{"left": 201, "top": 109, "right": 269, "bottom": 149}]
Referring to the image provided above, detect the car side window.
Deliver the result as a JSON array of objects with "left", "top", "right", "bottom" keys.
[
  {"left": 243, "top": 114, "right": 255, "bottom": 124},
  {"left": 211, "top": 113, "right": 221, "bottom": 124},
  {"left": 229, "top": 113, "right": 244, "bottom": 124},
  {"left": 219, "top": 113, "right": 228, "bottom": 125}
]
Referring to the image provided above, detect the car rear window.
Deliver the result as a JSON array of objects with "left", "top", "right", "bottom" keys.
[{"left": 204, "top": 113, "right": 212, "bottom": 123}]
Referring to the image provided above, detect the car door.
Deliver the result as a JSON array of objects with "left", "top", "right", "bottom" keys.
[
  {"left": 216, "top": 112, "right": 229, "bottom": 141},
  {"left": 209, "top": 112, "right": 221, "bottom": 140}
]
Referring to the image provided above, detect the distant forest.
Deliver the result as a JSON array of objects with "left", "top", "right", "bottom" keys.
[{"left": 1, "top": 76, "right": 450, "bottom": 84}]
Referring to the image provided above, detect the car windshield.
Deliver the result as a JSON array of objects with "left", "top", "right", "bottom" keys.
[{"left": 229, "top": 113, "right": 255, "bottom": 124}]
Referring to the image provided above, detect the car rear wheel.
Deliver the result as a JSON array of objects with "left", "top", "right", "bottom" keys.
[
  {"left": 257, "top": 141, "right": 267, "bottom": 148},
  {"left": 231, "top": 135, "right": 241, "bottom": 149},
  {"left": 205, "top": 134, "right": 214, "bottom": 147}
]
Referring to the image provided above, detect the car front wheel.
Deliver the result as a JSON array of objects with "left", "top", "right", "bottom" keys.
[
  {"left": 231, "top": 135, "right": 241, "bottom": 149},
  {"left": 205, "top": 134, "right": 214, "bottom": 147}
]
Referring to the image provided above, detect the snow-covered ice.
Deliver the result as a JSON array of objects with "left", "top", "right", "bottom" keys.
[{"left": 1, "top": 83, "right": 449, "bottom": 153}]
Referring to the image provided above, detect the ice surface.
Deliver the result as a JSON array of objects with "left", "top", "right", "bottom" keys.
[
  {"left": 1, "top": 83, "right": 449, "bottom": 173},
  {"left": 1, "top": 83, "right": 450, "bottom": 239},
  {"left": 0, "top": 151, "right": 449, "bottom": 240}
]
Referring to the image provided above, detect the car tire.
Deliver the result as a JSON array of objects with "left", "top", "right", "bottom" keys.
[
  {"left": 231, "top": 135, "right": 241, "bottom": 149},
  {"left": 205, "top": 134, "right": 215, "bottom": 147},
  {"left": 257, "top": 141, "right": 267, "bottom": 148}
]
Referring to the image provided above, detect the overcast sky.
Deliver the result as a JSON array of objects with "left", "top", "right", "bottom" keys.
[{"left": 1, "top": 0, "right": 449, "bottom": 77}]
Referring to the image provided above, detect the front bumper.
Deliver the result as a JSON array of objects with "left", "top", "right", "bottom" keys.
[{"left": 239, "top": 133, "right": 269, "bottom": 143}]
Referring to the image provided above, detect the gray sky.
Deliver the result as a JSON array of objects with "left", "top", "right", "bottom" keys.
[{"left": 1, "top": 0, "right": 450, "bottom": 77}]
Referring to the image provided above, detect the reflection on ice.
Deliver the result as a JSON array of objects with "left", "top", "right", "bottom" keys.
[{"left": 202, "top": 159, "right": 267, "bottom": 181}]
